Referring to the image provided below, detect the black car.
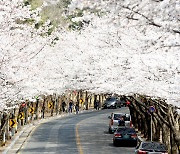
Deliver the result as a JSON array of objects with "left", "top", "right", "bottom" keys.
[
  {"left": 135, "top": 141, "right": 168, "bottom": 154},
  {"left": 113, "top": 127, "right": 137, "bottom": 146},
  {"left": 119, "top": 97, "right": 127, "bottom": 107},
  {"left": 102, "top": 97, "right": 121, "bottom": 109}
]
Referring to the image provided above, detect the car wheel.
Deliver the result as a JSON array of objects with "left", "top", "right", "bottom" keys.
[
  {"left": 134, "top": 141, "right": 137, "bottom": 147},
  {"left": 113, "top": 140, "right": 117, "bottom": 146}
]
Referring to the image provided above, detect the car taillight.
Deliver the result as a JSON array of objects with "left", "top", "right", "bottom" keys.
[
  {"left": 111, "top": 119, "right": 113, "bottom": 125},
  {"left": 130, "top": 121, "right": 133, "bottom": 127},
  {"left": 114, "top": 133, "right": 122, "bottom": 137},
  {"left": 131, "top": 134, "right": 137, "bottom": 138},
  {"left": 138, "top": 150, "right": 147, "bottom": 154}
]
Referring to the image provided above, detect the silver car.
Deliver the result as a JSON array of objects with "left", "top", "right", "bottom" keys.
[
  {"left": 135, "top": 141, "right": 168, "bottom": 154},
  {"left": 102, "top": 97, "right": 121, "bottom": 109}
]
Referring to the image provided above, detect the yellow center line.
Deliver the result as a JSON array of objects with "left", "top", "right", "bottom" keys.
[{"left": 76, "top": 123, "right": 84, "bottom": 154}]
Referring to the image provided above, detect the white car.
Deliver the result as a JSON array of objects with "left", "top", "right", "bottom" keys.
[{"left": 108, "top": 112, "right": 132, "bottom": 133}]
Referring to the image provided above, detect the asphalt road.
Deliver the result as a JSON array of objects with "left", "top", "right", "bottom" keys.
[{"left": 19, "top": 107, "right": 136, "bottom": 154}]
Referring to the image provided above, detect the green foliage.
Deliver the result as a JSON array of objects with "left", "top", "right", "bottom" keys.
[
  {"left": 15, "top": 18, "right": 35, "bottom": 25},
  {"left": 21, "top": 0, "right": 105, "bottom": 33},
  {"left": 24, "top": 18, "right": 36, "bottom": 24},
  {"left": 34, "top": 21, "right": 43, "bottom": 29},
  {"left": 47, "top": 27, "right": 54, "bottom": 35},
  {"left": 40, "top": 5, "right": 65, "bottom": 28},
  {"left": 67, "top": 9, "right": 84, "bottom": 20},
  {"left": 57, "top": 0, "right": 71, "bottom": 8},
  {"left": 50, "top": 37, "right": 60, "bottom": 45},
  {"left": 24, "top": 0, "right": 43, "bottom": 10},
  {"left": 54, "top": 37, "right": 59, "bottom": 41},
  {"left": 66, "top": 9, "right": 84, "bottom": 30},
  {"left": 76, "top": 9, "right": 84, "bottom": 17},
  {"left": 92, "top": 9, "right": 106, "bottom": 17},
  {"left": 68, "top": 21, "right": 83, "bottom": 31},
  {"left": 24, "top": 0, "right": 30, "bottom": 6},
  {"left": 66, "top": 8, "right": 105, "bottom": 31}
]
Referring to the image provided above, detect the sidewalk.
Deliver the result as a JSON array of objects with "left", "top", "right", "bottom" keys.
[
  {"left": 135, "top": 128, "right": 146, "bottom": 142},
  {"left": 1, "top": 109, "right": 95, "bottom": 154}
]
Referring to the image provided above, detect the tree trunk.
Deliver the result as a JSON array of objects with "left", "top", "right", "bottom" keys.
[
  {"left": 153, "top": 117, "right": 160, "bottom": 141},
  {"left": 36, "top": 99, "right": 39, "bottom": 120},
  {"left": 162, "top": 124, "right": 171, "bottom": 153},
  {"left": 143, "top": 115, "right": 149, "bottom": 139},
  {"left": 85, "top": 91, "right": 88, "bottom": 110}
]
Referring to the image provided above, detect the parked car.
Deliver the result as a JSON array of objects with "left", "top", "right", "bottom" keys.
[
  {"left": 102, "top": 97, "right": 121, "bottom": 109},
  {"left": 135, "top": 141, "right": 168, "bottom": 154},
  {"left": 113, "top": 127, "right": 138, "bottom": 146},
  {"left": 119, "top": 97, "right": 127, "bottom": 107},
  {"left": 108, "top": 112, "right": 132, "bottom": 133}
]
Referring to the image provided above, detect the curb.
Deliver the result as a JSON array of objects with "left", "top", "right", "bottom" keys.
[
  {"left": 137, "top": 131, "right": 145, "bottom": 142},
  {"left": 137, "top": 135, "right": 144, "bottom": 142},
  {"left": 2, "top": 125, "right": 29, "bottom": 154},
  {"left": 2, "top": 109, "right": 95, "bottom": 154}
]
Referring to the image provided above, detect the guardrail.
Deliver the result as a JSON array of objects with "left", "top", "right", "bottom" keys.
[
  {"left": 126, "top": 94, "right": 179, "bottom": 154},
  {"left": 0, "top": 91, "right": 106, "bottom": 151}
]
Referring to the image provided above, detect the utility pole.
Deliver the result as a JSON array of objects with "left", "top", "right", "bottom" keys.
[{"left": 149, "top": 106, "right": 156, "bottom": 142}]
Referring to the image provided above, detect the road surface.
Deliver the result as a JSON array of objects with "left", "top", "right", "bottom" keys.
[{"left": 19, "top": 107, "right": 135, "bottom": 154}]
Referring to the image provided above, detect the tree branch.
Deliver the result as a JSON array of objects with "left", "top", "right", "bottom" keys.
[
  {"left": 121, "top": 5, "right": 179, "bottom": 34},
  {"left": 29, "top": 44, "right": 46, "bottom": 60}
]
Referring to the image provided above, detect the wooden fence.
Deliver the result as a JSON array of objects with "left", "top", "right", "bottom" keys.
[
  {"left": 127, "top": 94, "right": 179, "bottom": 154},
  {"left": 0, "top": 91, "right": 106, "bottom": 149},
  {"left": 0, "top": 91, "right": 179, "bottom": 153}
]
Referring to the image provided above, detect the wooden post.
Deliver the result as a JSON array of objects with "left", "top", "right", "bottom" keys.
[
  {"left": 129, "top": 98, "right": 138, "bottom": 129},
  {"left": 85, "top": 91, "right": 88, "bottom": 110},
  {"left": 91, "top": 94, "right": 95, "bottom": 108},
  {"left": 51, "top": 99, "right": 55, "bottom": 116},
  {"left": 35, "top": 98, "right": 39, "bottom": 120},
  {"left": 6, "top": 114, "right": 10, "bottom": 141},
  {"left": 58, "top": 96, "right": 62, "bottom": 114},
  {"left": 168, "top": 107, "right": 179, "bottom": 154},
  {"left": 11, "top": 110, "right": 15, "bottom": 136},
  {"left": 132, "top": 109, "right": 138, "bottom": 129},
  {"left": 42, "top": 96, "right": 46, "bottom": 118},
  {"left": 143, "top": 114, "right": 149, "bottom": 139},
  {"left": 99, "top": 94, "right": 103, "bottom": 108},
  {"left": 79, "top": 90, "right": 83, "bottom": 109},
  {"left": 24, "top": 101, "right": 28, "bottom": 124},
  {"left": 88, "top": 94, "right": 91, "bottom": 108},
  {"left": 55, "top": 96, "right": 59, "bottom": 115},
  {"left": 170, "top": 127, "right": 177, "bottom": 154},
  {"left": 153, "top": 117, "right": 160, "bottom": 141},
  {"left": 76, "top": 91, "right": 80, "bottom": 109},
  {"left": 31, "top": 102, "right": 35, "bottom": 121},
  {"left": 94, "top": 94, "right": 97, "bottom": 109},
  {"left": 2, "top": 130, "right": 5, "bottom": 146}
]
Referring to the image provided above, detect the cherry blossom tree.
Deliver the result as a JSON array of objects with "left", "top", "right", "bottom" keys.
[{"left": 0, "top": 0, "right": 179, "bottom": 111}]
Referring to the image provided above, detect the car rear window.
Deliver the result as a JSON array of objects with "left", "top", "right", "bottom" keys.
[
  {"left": 114, "top": 114, "right": 124, "bottom": 120},
  {"left": 142, "top": 142, "right": 167, "bottom": 151},
  {"left": 113, "top": 114, "right": 130, "bottom": 121},
  {"left": 106, "top": 97, "right": 116, "bottom": 101},
  {"left": 117, "top": 128, "right": 135, "bottom": 134},
  {"left": 124, "top": 115, "right": 130, "bottom": 121}
]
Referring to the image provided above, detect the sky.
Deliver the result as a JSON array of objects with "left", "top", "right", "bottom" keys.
[{"left": 0, "top": 0, "right": 180, "bottom": 111}]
